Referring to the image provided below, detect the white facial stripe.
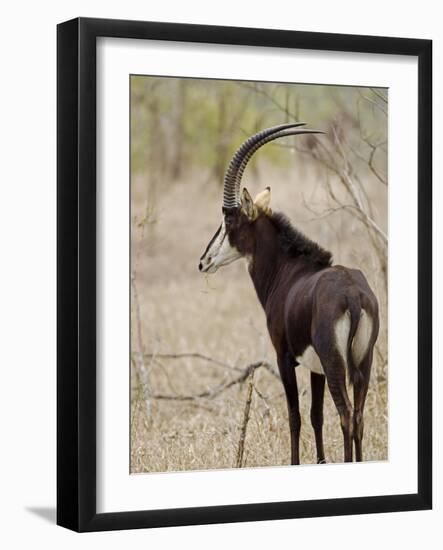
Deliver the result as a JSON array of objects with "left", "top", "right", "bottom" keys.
[
  {"left": 210, "top": 220, "right": 227, "bottom": 256},
  {"left": 200, "top": 219, "right": 242, "bottom": 273}
]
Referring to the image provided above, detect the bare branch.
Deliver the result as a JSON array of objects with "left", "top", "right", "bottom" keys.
[
  {"left": 131, "top": 275, "right": 152, "bottom": 420},
  {"left": 367, "top": 144, "right": 388, "bottom": 185},
  {"left": 347, "top": 140, "right": 387, "bottom": 186},
  {"left": 237, "top": 82, "right": 298, "bottom": 121},
  {"left": 369, "top": 87, "right": 388, "bottom": 105},
  {"left": 236, "top": 369, "right": 255, "bottom": 467},
  {"left": 150, "top": 360, "right": 279, "bottom": 401},
  {"left": 359, "top": 91, "right": 388, "bottom": 116},
  {"left": 142, "top": 352, "right": 243, "bottom": 373}
]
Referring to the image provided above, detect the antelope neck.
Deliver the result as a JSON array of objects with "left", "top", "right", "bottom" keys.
[{"left": 247, "top": 218, "right": 284, "bottom": 308}]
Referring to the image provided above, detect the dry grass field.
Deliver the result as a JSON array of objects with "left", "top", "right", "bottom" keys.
[{"left": 130, "top": 157, "right": 388, "bottom": 473}]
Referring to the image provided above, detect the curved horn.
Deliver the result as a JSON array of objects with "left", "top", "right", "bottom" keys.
[
  {"left": 222, "top": 123, "right": 306, "bottom": 210},
  {"left": 235, "top": 127, "right": 324, "bottom": 187}
]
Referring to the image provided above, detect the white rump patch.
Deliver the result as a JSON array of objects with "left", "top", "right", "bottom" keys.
[
  {"left": 296, "top": 309, "right": 372, "bottom": 375},
  {"left": 296, "top": 346, "right": 324, "bottom": 375},
  {"left": 352, "top": 309, "right": 372, "bottom": 366},
  {"left": 334, "top": 309, "right": 373, "bottom": 370},
  {"left": 335, "top": 311, "right": 351, "bottom": 366}
]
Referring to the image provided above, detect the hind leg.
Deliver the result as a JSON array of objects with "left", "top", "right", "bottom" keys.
[
  {"left": 313, "top": 317, "right": 354, "bottom": 462},
  {"left": 310, "top": 372, "right": 326, "bottom": 464},
  {"left": 325, "top": 361, "right": 353, "bottom": 462},
  {"left": 314, "top": 343, "right": 353, "bottom": 462},
  {"left": 353, "top": 354, "right": 372, "bottom": 461}
]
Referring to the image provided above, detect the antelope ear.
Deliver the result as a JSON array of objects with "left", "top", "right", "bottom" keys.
[
  {"left": 241, "top": 188, "right": 258, "bottom": 220},
  {"left": 254, "top": 187, "right": 271, "bottom": 213}
]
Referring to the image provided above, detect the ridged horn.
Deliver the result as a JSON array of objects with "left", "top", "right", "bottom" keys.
[
  {"left": 235, "top": 127, "right": 324, "bottom": 188},
  {"left": 222, "top": 123, "right": 307, "bottom": 210}
]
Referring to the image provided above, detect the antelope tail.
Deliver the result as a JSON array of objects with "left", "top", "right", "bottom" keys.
[{"left": 346, "top": 299, "right": 363, "bottom": 386}]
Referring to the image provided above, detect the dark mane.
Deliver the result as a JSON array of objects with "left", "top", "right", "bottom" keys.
[{"left": 269, "top": 211, "right": 333, "bottom": 267}]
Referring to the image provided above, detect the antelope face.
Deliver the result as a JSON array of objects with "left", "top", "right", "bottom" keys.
[
  {"left": 198, "top": 217, "right": 241, "bottom": 274},
  {"left": 199, "top": 187, "right": 271, "bottom": 274}
]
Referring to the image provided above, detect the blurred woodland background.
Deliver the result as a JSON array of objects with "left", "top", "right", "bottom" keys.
[{"left": 130, "top": 76, "right": 388, "bottom": 473}]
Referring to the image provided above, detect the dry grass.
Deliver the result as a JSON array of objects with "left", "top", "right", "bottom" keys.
[{"left": 130, "top": 160, "right": 388, "bottom": 473}]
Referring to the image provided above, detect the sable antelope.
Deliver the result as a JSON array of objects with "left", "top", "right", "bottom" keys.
[{"left": 199, "top": 123, "right": 379, "bottom": 464}]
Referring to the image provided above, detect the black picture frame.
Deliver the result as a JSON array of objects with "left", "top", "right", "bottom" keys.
[{"left": 57, "top": 17, "right": 432, "bottom": 532}]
